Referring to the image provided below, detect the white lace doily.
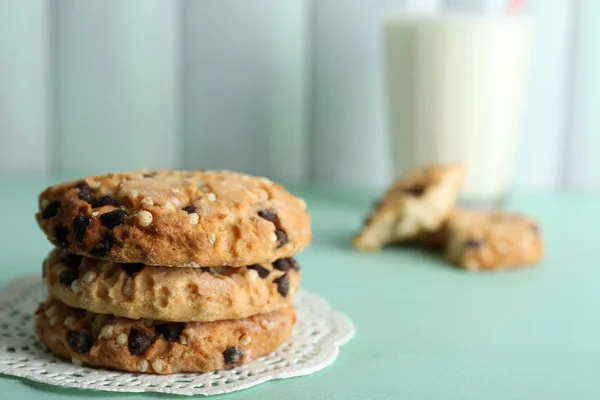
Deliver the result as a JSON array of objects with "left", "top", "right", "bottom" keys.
[{"left": 0, "top": 276, "right": 354, "bottom": 396}]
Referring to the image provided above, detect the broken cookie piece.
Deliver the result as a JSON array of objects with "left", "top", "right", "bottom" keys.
[
  {"left": 445, "top": 209, "right": 543, "bottom": 271},
  {"left": 353, "top": 164, "right": 464, "bottom": 251}
]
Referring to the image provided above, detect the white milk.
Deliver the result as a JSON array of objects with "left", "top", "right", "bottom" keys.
[{"left": 384, "top": 15, "right": 531, "bottom": 204}]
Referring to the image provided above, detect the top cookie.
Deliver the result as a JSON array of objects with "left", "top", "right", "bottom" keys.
[
  {"left": 353, "top": 164, "right": 464, "bottom": 251},
  {"left": 36, "top": 170, "right": 311, "bottom": 267}
]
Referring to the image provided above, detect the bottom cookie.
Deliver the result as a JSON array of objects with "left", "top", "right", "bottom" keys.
[
  {"left": 445, "top": 210, "right": 543, "bottom": 271},
  {"left": 35, "top": 299, "right": 295, "bottom": 374}
]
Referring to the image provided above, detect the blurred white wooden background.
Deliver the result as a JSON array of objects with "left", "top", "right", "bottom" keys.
[{"left": 0, "top": 0, "right": 598, "bottom": 190}]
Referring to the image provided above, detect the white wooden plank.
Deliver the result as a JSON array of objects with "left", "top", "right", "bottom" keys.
[
  {"left": 263, "top": 1, "right": 311, "bottom": 183},
  {"left": 183, "top": 0, "right": 310, "bottom": 182},
  {"left": 54, "top": 0, "right": 181, "bottom": 175},
  {"left": 566, "top": 0, "right": 600, "bottom": 190},
  {"left": 310, "top": 0, "right": 389, "bottom": 186},
  {"left": 0, "top": 0, "right": 50, "bottom": 174}
]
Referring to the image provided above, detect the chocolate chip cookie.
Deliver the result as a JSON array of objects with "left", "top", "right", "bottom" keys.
[
  {"left": 353, "top": 164, "right": 464, "bottom": 251},
  {"left": 36, "top": 298, "right": 296, "bottom": 374},
  {"left": 445, "top": 209, "right": 543, "bottom": 271},
  {"left": 44, "top": 248, "right": 300, "bottom": 322},
  {"left": 36, "top": 170, "right": 311, "bottom": 266}
]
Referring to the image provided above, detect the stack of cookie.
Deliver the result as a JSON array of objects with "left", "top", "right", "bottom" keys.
[
  {"left": 34, "top": 170, "right": 311, "bottom": 373},
  {"left": 354, "top": 164, "right": 543, "bottom": 271}
]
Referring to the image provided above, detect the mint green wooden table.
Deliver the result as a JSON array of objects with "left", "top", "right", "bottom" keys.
[{"left": 1, "top": 177, "right": 599, "bottom": 399}]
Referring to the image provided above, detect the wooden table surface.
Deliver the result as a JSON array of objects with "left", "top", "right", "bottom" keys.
[{"left": 1, "top": 176, "right": 599, "bottom": 399}]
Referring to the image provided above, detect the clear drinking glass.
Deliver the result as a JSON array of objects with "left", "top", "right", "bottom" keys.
[{"left": 383, "top": 13, "right": 532, "bottom": 206}]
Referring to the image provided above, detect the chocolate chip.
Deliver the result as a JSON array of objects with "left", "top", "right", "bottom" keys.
[
  {"left": 100, "top": 209, "right": 128, "bottom": 229},
  {"left": 41, "top": 200, "right": 61, "bottom": 219},
  {"left": 223, "top": 346, "right": 242, "bottom": 365},
  {"left": 128, "top": 329, "right": 154, "bottom": 356},
  {"left": 258, "top": 209, "right": 278, "bottom": 224},
  {"left": 42, "top": 259, "right": 46, "bottom": 278},
  {"left": 182, "top": 205, "right": 196, "bottom": 214},
  {"left": 465, "top": 239, "right": 482, "bottom": 248},
  {"left": 402, "top": 184, "right": 426, "bottom": 196},
  {"left": 275, "top": 230, "right": 288, "bottom": 248},
  {"left": 54, "top": 225, "right": 70, "bottom": 248},
  {"left": 120, "top": 263, "right": 144, "bottom": 276},
  {"left": 61, "top": 252, "right": 82, "bottom": 268},
  {"left": 73, "top": 214, "right": 90, "bottom": 242},
  {"left": 90, "top": 236, "right": 112, "bottom": 257},
  {"left": 155, "top": 323, "right": 184, "bottom": 342},
  {"left": 200, "top": 267, "right": 211, "bottom": 273},
  {"left": 248, "top": 264, "right": 270, "bottom": 278},
  {"left": 273, "top": 259, "right": 289, "bottom": 271},
  {"left": 75, "top": 181, "right": 96, "bottom": 204},
  {"left": 79, "top": 191, "right": 96, "bottom": 204},
  {"left": 143, "top": 172, "right": 157, "bottom": 178},
  {"left": 67, "top": 330, "right": 92, "bottom": 353},
  {"left": 274, "top": 273, "right": 289, "bottom": 296},
  {"left": 273, "top": 258, "right": 299, "bottom": 272},
  {"left": 59, "top": 269, "right": 78, "bottom": 285},
  {"left": 289, "top": 258, "right": 300, "bottom": 271},
  {"left": 258, "top": 210, "right": 287, "bottom": 247},
  {"left": 74, "top": 181, "right": 91, "bottom": 192},
  {"left": 92, "top": 194, "right": 118, "bottom": 208}
]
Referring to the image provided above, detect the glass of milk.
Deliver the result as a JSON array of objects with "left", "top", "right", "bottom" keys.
[{"left": 383, "top": 13, "right": 532, "bottom": 205}]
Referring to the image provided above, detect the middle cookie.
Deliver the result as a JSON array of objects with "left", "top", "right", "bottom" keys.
[{"left": 44, "top": 248, "right": 300, "bottom": 322}]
